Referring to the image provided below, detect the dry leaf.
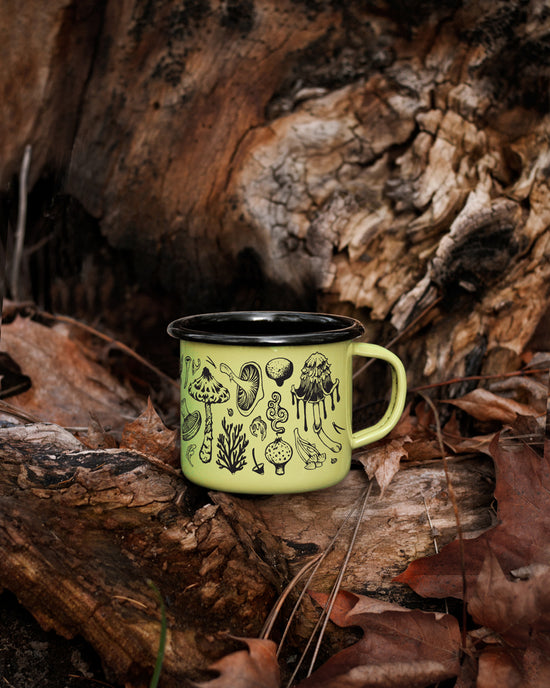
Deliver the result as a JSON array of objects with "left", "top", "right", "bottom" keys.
[
  {"left": 195, "top": 637, "right": 280, "bottom": 688},
  {"left": 467, "top": 552, "right": 550, "bottom": 687},
  {"left": 355, "top": 438, "right": 408, "bottom": 494},
  {"left": 394, "top": 434, "right": 550, "bottom": 599},
  {"left": 80, "top": 414, "right": 118, "bottom": 449},
  {"left": 476, "top": 647, "right": 524, "bottom": 688},
  {"left": 120, "top": 398, "right": 178, "bottom": 466},
  {"left": 469, "top": 552, "right": 550, "bottom": 649},
  {"left": 0, "top": 315, "right": 143, "bottom": 428},
  {"left": 298, "top": 590, "right": 461, "bottom": 688},
  {"left": 389, "top": 401, "right": 442, "bottom": 462},
  {"left": 444, "top": 388, "right": 540, "bottom": 423}
]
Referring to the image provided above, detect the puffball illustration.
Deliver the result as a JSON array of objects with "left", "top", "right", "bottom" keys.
[{"left": 265, "top": 358, "right": 293, "bottom": 387}]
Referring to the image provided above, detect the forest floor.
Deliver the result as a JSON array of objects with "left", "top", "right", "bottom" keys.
[
  {"left": 0, "top": 590, "right": 112, "bottom": 688},
  {"left": 0, "top": 304, "right": 548, "bottom": 688}
]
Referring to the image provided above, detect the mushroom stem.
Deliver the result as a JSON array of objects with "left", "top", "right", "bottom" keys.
[
  {"left": 199, "top": 403, "right": 213, "bottom": 463},
  {"left": 313, "top": 421, "right": 342, "bottom": 453}
]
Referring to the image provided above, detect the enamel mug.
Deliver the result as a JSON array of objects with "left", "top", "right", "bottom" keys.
[{"left": 167, "top": 311, "right": 407, "bottom": 494}]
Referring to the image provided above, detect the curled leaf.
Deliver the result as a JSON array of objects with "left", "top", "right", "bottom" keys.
[
  {"left": 195, "top": 637, "right": 280, "bottom": 688},
  {"left": 443, "top": 388, "right": 540, "bottom": 423},
  {"left": 299, "top": 590, "right": 461, "bottom": 688}
]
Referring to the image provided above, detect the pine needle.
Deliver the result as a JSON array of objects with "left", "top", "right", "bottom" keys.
[{"left": 420, "top": 392, "right": 467, "bottom": 646}]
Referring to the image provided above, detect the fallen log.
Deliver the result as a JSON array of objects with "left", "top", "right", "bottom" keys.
[
  {"left": 0, "top": 423, "right": 286, "bottom": 687},
  {"left": 0, "top": 421, "right": 494, "bottom": 686}
]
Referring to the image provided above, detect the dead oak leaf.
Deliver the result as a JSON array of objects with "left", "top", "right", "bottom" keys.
[
  {"left": 443, "top": 388, "right": 540, "bottom": 424},
  {"left": 194, "top": 637, "right": 280, "bottom": 688},
  {"left": 355, "top": 438, "right": 408, "bottom": 494},
  {"left": 120, "top": 398, "right": 178, "bottom": 466},
  {"left": 468, "top": 553, "right": 550, "bottom": 688},
  {"left": 297, "top": 590, "right": 461, "bottom": 688},
  {"left": 394, "top": 434, "right": 550, "bottom": 599},
  {"left": 0, "top": 315, "right": 143, "bottom": 428},
  {"left": 469, "top": 552, "right": 550, "bottom": 649}
]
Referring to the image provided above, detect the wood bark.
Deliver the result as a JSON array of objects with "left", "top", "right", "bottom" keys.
[
  {"left": 0, "top": 423, "right": 286, "bottom": 686},
  {"left": 0, "top": 420, "right": 493, "bottom": 686},
  {"left": 1, "top": 0, "right": 549, "bottom": 388},
  {"left": 0, "top": 3, "right": 548, "bottom": 684}
]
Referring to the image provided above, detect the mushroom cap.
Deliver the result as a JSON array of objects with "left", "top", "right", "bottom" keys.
[
  {"left": 294, "top": 352, "right": 335, "bottom": 402},
  {"left": 188, "top": 367, "right": 230, "bottom": 403},
  {"left": 266, "top": 357, "right": 294, "bottom": 385}
]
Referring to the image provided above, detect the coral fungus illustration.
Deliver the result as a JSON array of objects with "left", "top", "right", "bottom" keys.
[{"left": 216, "top": 418, "right": 249, "bottom": 473}]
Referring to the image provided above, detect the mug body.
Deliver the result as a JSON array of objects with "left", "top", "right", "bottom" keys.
[{"left": 168, "top": 312, "right": 364, "bottom": 494}]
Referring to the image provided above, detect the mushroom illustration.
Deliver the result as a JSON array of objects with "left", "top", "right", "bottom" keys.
[
  {"left": 180, "top": 398, "right": 201, "bottom": 441},
  {"left": 291, "top": 352, "right": 342, "bottom": 452},
  {"left": 220, "top": 361, "right": 264, "bottom": 416},
  {"left": 188, "top": 367, "right": 229, "bottom": 463},
  {"left": 265, "top": 358, "right": 294, "bottom": 387},
  {"left": 250, "top": 415, "right": 267, "bottom": 441},
  {"left": 265, "top": 436, "right": 293, "bottom": 475},
  {"left": 182, "top": 355, "right": 192, "bottom": 389},
  {"left": 294, "top": 428, "right": 326, "bottom": 469},
  {"left": 251, "top": 448, "right": 264, "bottom": 474}
]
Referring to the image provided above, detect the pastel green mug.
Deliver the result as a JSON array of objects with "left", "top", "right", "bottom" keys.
[{"left": 167, "top": 311, "right": 407, "bottom": 494}]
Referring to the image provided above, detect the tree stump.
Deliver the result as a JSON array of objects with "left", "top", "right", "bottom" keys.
[{"left": 1, "top": 0, "right": 549, "bottom": 387}]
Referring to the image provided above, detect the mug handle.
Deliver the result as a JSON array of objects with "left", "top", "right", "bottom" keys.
[{"left": 349, "top": 343, "right": 407, "bottom": 450}]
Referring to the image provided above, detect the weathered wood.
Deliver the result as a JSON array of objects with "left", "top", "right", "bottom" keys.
[
  {"left": 214, "top": 455, "right": 494, "bottom": 642},
  {"left": 0, "top": 423, "right": 287, "bottom": 687},
  {"left": 0, "top": 421, "right": 494, "bottom": 685},
  {"left": 1, "top": 1, "right": 549, "bottom": 390}
]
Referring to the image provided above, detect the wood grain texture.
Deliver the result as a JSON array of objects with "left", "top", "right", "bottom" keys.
[
  {"left": 2, "top": 2, "right": 549, "bottom": 376},
  {"left": 0, "top": 423, "right": 286, "bottom": 686},
  {"left": 0, "top": 421, "right": 493, "bottom": 685}
]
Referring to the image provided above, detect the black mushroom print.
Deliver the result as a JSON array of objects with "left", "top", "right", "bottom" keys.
[
  {"left": 265, "top": 357, "right": 293, "bottom": 387},
  {"left": 291, "top": 352, "right": 342, "bottom": 453},
  {"left": 188, "top": 367, "right": 230, "bottom": 463},
  {"left": 294, "top": 428, "right": 327, "bottom": 469},
  {"left": 265, "top": 436, "right": 293, "bottom": 475},
  {"left": 186, "top": 443, "right": 197, "bottom": 466},
  {"left": 265, "top": 391, "right": 293, "bottom": 476},
  {"left": 180, "top": 398, "right": 201, "bottom": 441},
  {"left": 220, "top": 361, "right": 264, "bottom": 416},
  {"left": 216, "top": 418, "right": 249, "bottom": 473},
  {"left": 249, "top": 415, "right": 267, "bottom": 441},
  {"left": 251, "top": 448, "right": 264, "bottom": 474},
  {"left": 266, "top": 391, "right": 289, "bottom": 435},
  {"left": 182, "top": 355, "right": 192, "bottom": 388}
]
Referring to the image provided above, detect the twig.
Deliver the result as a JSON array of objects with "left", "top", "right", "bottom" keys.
[
  {"left": 422, "top": 494, "right": 439, "bottom": 554},
  {"left": 38, "top": 311, "right": 179, "bottom": 390},
  {"left": 268, "top": 488, "right": 369, "bottom": 656},
  {"left": 353, "top": 365, "right": 550, "bottom": 417},
  {"left": 11, "top": 145, "right": 32, "bottom": 301},
  {"left": 284, "top": 483, "right": 373, "bottom": 686},
  {"left": 423, "top": 495, "right": 449, "bottom": 615},
  {"left": 261, "top": 553, "right": 323, "bottom": 641},
  {"left": 420, "top": 392, "right": 467, "bottom": 646},
  {"left": 0, "top": 399, "right": 42, "bottom": 424},
  {"left": 410, "top": 366, "right": 550, "bottom": 393},
  {"left": 306, "top": 482, "right": 372, "bottom": 677}
]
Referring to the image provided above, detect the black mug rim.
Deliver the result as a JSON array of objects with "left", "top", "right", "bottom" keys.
[{"left": 167, "top": 311, "right": 365, "bottom": 346}]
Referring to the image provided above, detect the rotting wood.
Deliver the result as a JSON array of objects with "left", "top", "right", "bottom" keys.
[
  {"left": 0, "top": 423, "right": 286, "bottom": 687},
  {"left": 2, "top": 2, "right": 550, "bottom": 392},
  {"left": 0, "top": 421, "right": 494, "bottom": 686}
]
